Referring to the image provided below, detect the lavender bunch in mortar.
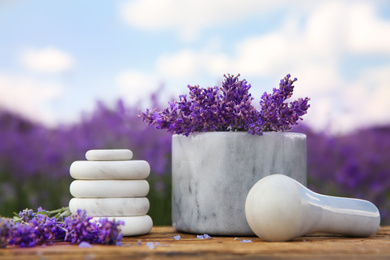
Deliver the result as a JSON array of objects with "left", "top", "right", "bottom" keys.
[{"left": 140, "top": 74, "right": 310, "bottom": 136}]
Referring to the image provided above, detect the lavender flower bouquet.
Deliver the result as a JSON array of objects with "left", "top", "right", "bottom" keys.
[
  {"left": 142, "top": 74, "right": 310, "bottom": 236},
  {"left": 140, "top": 74, "right": 310, "bottom": 136}
]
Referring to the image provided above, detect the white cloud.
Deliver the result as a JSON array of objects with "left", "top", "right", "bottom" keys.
[
  {"left": 234, "top": 32, "right": 297, "bottom": 77},
  {"left": 346, "top": 66, "right": 390, "bottom": 126},
  {"left": 156, "top": 50, "right": 200, "bottom": 78},
  {"left": 155, "top": 47, "right": 231, "bottom": 81},
  {"left": 116, "top": 70, "right": 163, "bottom": 105},
  {"left": 119, "top": 0, "right": 298, "bottom": 41},
  {"left": 150, "top": 0, "right": 390, "bottom": 75},
  {"left": 0, "top": 73, "right": 64, "bottom": 125},
  {"left": 346, "top": 3, "right": 390, "bottom": 54},
  {"left": 20, "top": 47, "right": 75, "bottom": 73},
  {"left": 296, "top": 63, "right": 390, "bottom": 134}
]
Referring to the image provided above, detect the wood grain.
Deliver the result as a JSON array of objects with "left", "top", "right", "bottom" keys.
[{"left": 1, "top": 226, "right": 390, "bottom": 259}]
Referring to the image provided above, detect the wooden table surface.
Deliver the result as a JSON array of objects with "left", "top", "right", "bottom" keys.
[{"left": 1, "top": 226, "right": 390, "bottom": 259}]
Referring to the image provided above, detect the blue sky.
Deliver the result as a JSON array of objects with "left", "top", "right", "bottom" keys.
[{"left": 1, "top": 0, "right": 390, "bottom": 134}]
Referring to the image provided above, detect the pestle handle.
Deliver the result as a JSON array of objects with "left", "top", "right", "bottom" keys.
[{"left": 307, "top": 192, "right": 380, "bottom": 237}]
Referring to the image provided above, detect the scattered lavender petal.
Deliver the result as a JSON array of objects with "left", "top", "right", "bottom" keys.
[
  {"left": 79, "top": 241, "right": 92, "bottom": 248},
  {"left": 146, "top": 242, "right": 155, "bottom": 249},
  {"left": 172, "top": 235, "right": 181, "bottom": 240},
  {"left": 197, "top": 234, "right": 211, "bottom": 239}
]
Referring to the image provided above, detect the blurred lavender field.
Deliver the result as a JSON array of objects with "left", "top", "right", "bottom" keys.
[
  {"left": 0, "top": 95, "right": 389, "bottom": 225},
  {"left": 299, "top": 124, "right": 390, "bottom": 223},
  {"left": 0, "top": 94, "right": 172, "bottom": 225}
]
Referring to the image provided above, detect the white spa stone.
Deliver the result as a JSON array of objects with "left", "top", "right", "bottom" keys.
[
  {"left": 91, "top": 215, "right": 153, "bottom": 236},
  {"left": 69, "top": 180, "right": 149, "bottom": 198},
  {"left": 245, "top": 174, "right": 381, "bottom": 242},
  {"left": 69, "top": 198, "right": 150, "bottom": 217},
  {"left": 85, "top": 149, "right": 133, "bottom": 161},
  {"left": 70, "top": 160, "right": 150, "bottom": 180}
]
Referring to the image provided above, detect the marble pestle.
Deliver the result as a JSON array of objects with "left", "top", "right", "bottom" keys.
[{"left": 245, "top": 174, "right": 381, "bottom": 242}]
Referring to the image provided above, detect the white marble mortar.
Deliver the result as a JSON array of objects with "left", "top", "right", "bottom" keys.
[{"left": 172, "top": 132, "right": 307, "bottom": 236}]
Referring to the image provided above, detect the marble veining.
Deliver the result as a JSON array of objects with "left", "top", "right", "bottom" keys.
[
  {"left": 172, "top": 132, "right": 307, "bottom": 236},
  {"left": 245, "top": 174, "right": 381, "bottom": 242}
]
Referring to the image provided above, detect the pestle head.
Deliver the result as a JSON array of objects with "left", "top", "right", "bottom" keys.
[
  {"left": 245, "top": 174, "right": 381, "bottom": 242},
  {"left": 245, "top": 174, "right": 311, "bottom": 242}
]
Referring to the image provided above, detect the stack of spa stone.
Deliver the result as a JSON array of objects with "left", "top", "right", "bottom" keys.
[{"left": 68, "top": 149, "right": 153, "bottom": 236}]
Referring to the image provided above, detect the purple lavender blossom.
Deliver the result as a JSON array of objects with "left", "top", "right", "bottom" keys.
[
  {"left": 63, "top": 209, "right": 123, "bottom": 245},
  {"left": 93, "top": 217, "right": 124, "bottom": 245},
  {"left": 259, "top": 74, "right": 310, "bottom": 132},
  {"left": 63, "top": 209, "right": 99, "bottom": 244},
  {"left": 18, "top": 208, "right": 35, "bottom": 223},
  {"left": 7, "top": 222, "right": 36, "bottom": 247},
  {"left": 0, "top": 218, "right": 12, "bottom": 248},
  {"left": 0, "top": 207, "right": 124, "bottom": 247},
  {"left": 28, "top": 213, "right": 59, "bottom": 244},
  {"left": 5, "top": 207, "right": 63, "bottom": 247},
  {"left": 140, "top": 74, "right": 309, "bottom": 136}
]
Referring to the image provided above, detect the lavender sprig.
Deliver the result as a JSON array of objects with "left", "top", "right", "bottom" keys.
[
  {"left": 95, "top": 217, "right": 124, "bottom": 246},
  {"left": 140, "top": 74, "right": 310, "bottom": 136},
  {"left": 63, "top": 209, "right": 123, "bottom": 245},
  {"left": 63, "top": 209, "right": 99, "bottom": 244},
  {"left": 7, "top": 222, "right": 36, "bottom": 247},
  {"left": 0, "top": 207, "right": 124, "bottom": 248},
  {"left": 259, "top": 74, "right": 310, "bottom": 132}
]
